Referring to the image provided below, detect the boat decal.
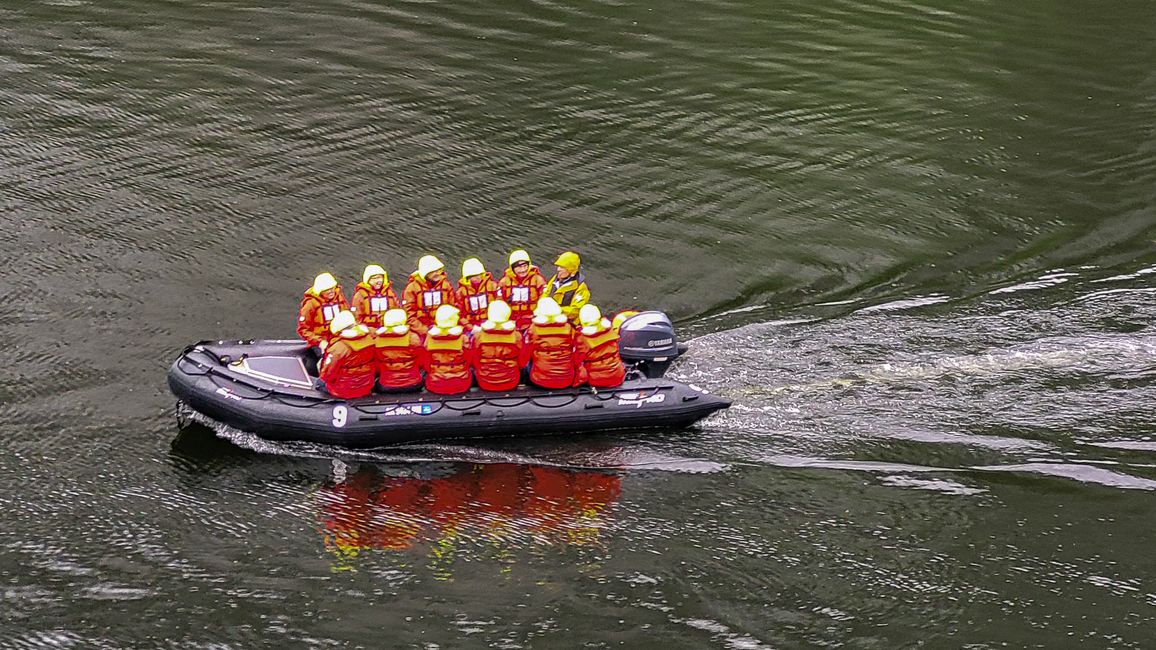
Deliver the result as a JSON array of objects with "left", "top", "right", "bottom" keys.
[
  {"left": 617, "top": 392, "right": 666, "bottom": 408},
  {"left": 381, "top": 403, "right": 435, "bottom": 417}
]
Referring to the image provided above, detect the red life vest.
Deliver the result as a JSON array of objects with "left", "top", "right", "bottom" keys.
[
  {"left": 472, "top": 323, "right": 523, "bottom": 391},
  {"left": 456, "top": 274, "right": 500, "bottom": 328},
  {"left": 402, "top": 273, "right": 457, "bottom": 337},
  {"left": 423, "top": 327, "right": 472, "bottom": 395},
  {"left": 351, "top": 282, "right": 399, "bottom": 329},
  {"left": 576, "top": 324, "right": 625, "bottom": 388},
  {"left": 319, "top": 328, "right": 377, "bottom": 399},
  {"left": 526, "top": 317, "right": 577, "bottom": 389},
  {"left": 297, "top": 289, "right": 349, "bottom": 347},
  {"left": 498, "top": 267, "right": 546, "bottom": 331},
  {"left": 374, "top": 327, "right": 424, "bottom": 389}
]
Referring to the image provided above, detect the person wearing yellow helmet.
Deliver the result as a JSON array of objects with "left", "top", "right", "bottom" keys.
[
  {"left": 525, "top": 297, "right": 580, "bottom": 389},
  {"left": 297, "top": 272, "right": 350, "bottom": 350},
  {"left": 401, "top": 255, "right": 459, "bottom": 340},
  {"left": 543, "top": 250, "right": 591, "bottom": 323},
  {"left": 574, "top": 304, "right": 626, "bottom": 388},
  {"left": 470, "top": 300, "right": 526, "bottom": 392},
  {"left": 497, "top": 249, "right": 548, "bottom": 332},
  {"left": 373, "top": 308, "right": 425, "bottom": 392},
  {"left": 318, "top": 310, "right": 377, "bottom": 399},
  {"left": 456, "top": 257, "right": 500, "bottom": 329},
  {"left": 423, "top": 304, "right": 473, "bottom": 395},
  {"left": 351, "top": 264, "right": 399, "bottom": 329}
]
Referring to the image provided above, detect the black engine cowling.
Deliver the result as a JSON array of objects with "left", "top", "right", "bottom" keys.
[{"left": 617, "top": 311, "right": 682, "bottom": 378}]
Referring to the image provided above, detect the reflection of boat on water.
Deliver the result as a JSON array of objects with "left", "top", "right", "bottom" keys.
[
  {"left": 318, "top": 463, "right": 622, "bottom": 561},
  {"left": 167, "top": 312, "right": 730, "bottom": 447}
]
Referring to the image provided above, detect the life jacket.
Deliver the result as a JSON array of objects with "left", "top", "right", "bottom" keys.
[
  {"left": 576, "top": 321, "right": 625, "bottom": 388},
  {"left": 498, "top": 266, "right": 547, "bottom": 330},
  {"left": 351, "top": 282, "right": 398, "bottom": 328},
  {"left": 319, "top": 326, "right": 377, "bottom": 399},
  {"left": 544, "top": 271, "right": 590, "bottom": 322},
  {"left": 472, "top": 321, "right": 523, "bottom": 391},
  {"left": 402, "top": 273, "right": 457, "bottom": 337},
  {"left": 423, "top": 326, "right": 472, "bottom": 395},
  {"left": 456, "top": 273, "right": 500, "bottom": 328},
  {"left": 526, "top": 316, "right": 577, "bottom": 390},
  {"left": 297, "top": 288, "right": 349, "bottom": 347},
  {"left": 373, "top": 325, "right": 424, "bottom": 389}
]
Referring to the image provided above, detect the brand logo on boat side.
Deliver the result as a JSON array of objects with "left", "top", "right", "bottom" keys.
[
  {"left": 215, "top": 387, "right": 243, "bottom": 401},
  {"left": 617, "top": 392, "right": 666, "bottom": 408},
  {"left": 382, "top": 403, "right": 434, "bottom": 416},
  {"left": 647, "top": 338, "right": 673, "bottom": 348}
]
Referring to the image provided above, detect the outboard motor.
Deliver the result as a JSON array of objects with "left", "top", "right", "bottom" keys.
[{"left": 617, "top": 311, "right": 682, "bottom": 378}]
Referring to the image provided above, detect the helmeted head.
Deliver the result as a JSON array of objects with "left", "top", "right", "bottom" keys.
[
  {"left": 434, "top": 304, "right": 460, "bottom": 329},
  {"left": 382, "top": 308, "right": 407, "bottom": 328},
  {"left": 579, "top": 304, "right": 602, "bottom": 328},
  {"left": 509, "top": 249, "right": 531, "bottom": 268},
  {"left": 611, "top": 310, "right": 640, "bottom": 331},
  {"left": 362, "top": 264, "right": 387, "bottom": 289},
  {"left": 487, "top": 300, "right": 512, "bottom": 324},
  {"left": 329, "top": 309, "right": 357, "bottom": 335},
  {"left": 312, "top": 272, "right": 339, "bottom": 298},
  {"left": 554, "top": 251, "right": 580, "bottom": 278},
  {"left": 534, "top": 297, "right": 563, "bottom": 319},
  {"left": 417, "top": 255, "right": 445, "bottom": 282},
  {"left": 461, "top": 257, "right": 486, "bottom": 279}
]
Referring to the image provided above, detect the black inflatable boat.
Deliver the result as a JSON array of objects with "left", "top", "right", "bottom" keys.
[{"left": 168, "top": 312, "right": 730, "bottom": 447}]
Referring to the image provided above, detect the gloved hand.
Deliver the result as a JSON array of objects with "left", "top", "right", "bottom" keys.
[{"left": 319, "top": 340, "right": 329, "bottom": 352}]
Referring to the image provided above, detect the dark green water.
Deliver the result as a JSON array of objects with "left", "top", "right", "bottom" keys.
[{"left": 2, "top": 0, "right": 1155, "bottom": 647}]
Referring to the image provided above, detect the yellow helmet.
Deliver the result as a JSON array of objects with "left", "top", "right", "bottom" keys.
[
  {"left": 417, "top": 255, "right": 444, "bottom": 280},
  {"left": 579, "top": 304, "right": 602, "bottom": 327},
  {"left": 534, "top": 297, "right": 562, "bottom": 319},
  {"left": 312, "top": 272, "right": 338, "bottom": 294},
  {"left": 329, "top": 310, "right": 356, "bottom": 335},
  {"left": 487, "top": 300, "right": 512, "bottom": 324},
  {"left": 461, "top": 257, "right": 486, "bottom": 278},
  {"left": 382, "top": 308, "right": 407, "bottom": 328},
  {"left": 554, "top": 251, "right": 581, "bottom": 274},
  {"left": 362, "top": 264, "right": 387, "bottom": 285},
  {"left": 434, "top": 304, "right": 460, "bottom": 329},
  {"left": 508, "top": 249, "right": 532, "bottom": 267}
]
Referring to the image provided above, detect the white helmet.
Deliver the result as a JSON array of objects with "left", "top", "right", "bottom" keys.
[
  {"left": 461, "top": 257, "right": 486, "bottom": 278},
  {"left": 312, "top": 272, "right": 338, "bottom": 294},
  {"left": 329, "top": 310, "right": 356, "bottom": 335},
  {"left": 417, "top": 255, "right": 444, "bottom": 280},
  {"left": 434, "top": 304, "right": 460, "bottom": 329}
]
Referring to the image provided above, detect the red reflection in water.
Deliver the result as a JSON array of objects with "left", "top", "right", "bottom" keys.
[{"left": 318, "top": 464, "right": 622, "bottom": 561}]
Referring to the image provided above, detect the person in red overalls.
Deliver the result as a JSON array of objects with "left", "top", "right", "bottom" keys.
[
  {"left": 374, "top": 308, "right": 425, "bottom": 392},
  {"left": 423, "top": 305, "right": 473, "bottom": 395},
  {"left": 470, "top": 300, "right": 525, "bottom": 392},
  {"left": 456, "top": 257, "right": 500, "bottom": 329},
  {"left": 574, "top": 304, "right": 626, "bottom": 388},
  {"left": 496, "top": 249, "right": 547, "bottom": 333},
  {"left": 525, "top": 297, "right": 580, "bottom": 389},
  {"left": 351, "top": 264, "right": 399, "bottom": 329},
  {"left": 318, "top": 310, "right": 377, "bottom": 399},
  {"left": 298, "top": 272, "right": 349, "bottom": 350},
  {"left": 402, "top": 255, "right": 458, "bottom": 340}
]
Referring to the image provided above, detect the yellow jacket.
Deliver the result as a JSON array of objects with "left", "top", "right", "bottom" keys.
[{"left": 544, "top": 272, "right": 591, "bottom": 322}]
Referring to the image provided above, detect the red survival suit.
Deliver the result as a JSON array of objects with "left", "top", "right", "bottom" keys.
[
  {"left": 351, "top": 281, "right": 399, "bottom": 329},
  {"left": 402, "top": 272, "right": 458, "bottom": 339},
  {"left": 423, "top": 324, "right": 473, "bottom": 395},
  {"left": 374, "top": 323, "right": 425, "bottom": 391},
  {"left": 525, "top": 313, "right": 580, "bottom": 389},
  {"left": 574, "top": 318, "right": 626, "bottom": 388},
  {"left": 319, "top": 324, "right": 377, "bottom": 399},
  {"left": 456, "top": 273, "right": 501, "bottom": 329},
  {"left": 497, "top": 265, "right": 547, "bottom": 332},
  {"left": 297, "top": 287, "right": 349, "bottom": 348},
  {"left": 471, "top": 320, "right": 526, "bottom": 392}
]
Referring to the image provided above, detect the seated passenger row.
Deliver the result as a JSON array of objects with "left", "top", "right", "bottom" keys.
[
  {"left": 297, "top": 249, "right": 591, "bottom": 348},
  {"left": 317, "top": 298, "right": 629, "bottom": 400}
]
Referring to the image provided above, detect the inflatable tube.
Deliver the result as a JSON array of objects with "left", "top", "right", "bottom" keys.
[{"left": 168, "top": 339, "right": 730, "bottom": 448}]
